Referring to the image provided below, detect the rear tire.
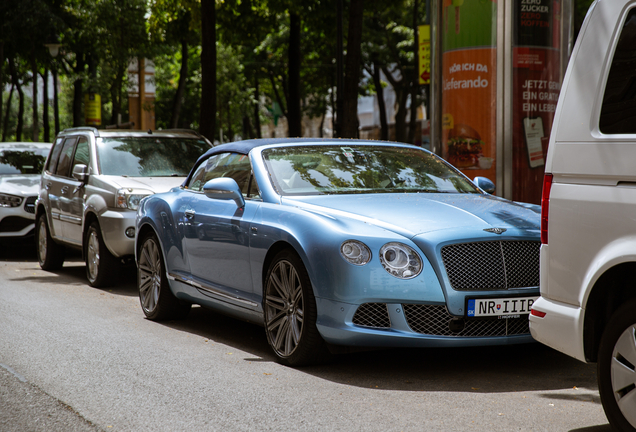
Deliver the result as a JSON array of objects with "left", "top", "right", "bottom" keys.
[
  {"left": 36, "top": 213, "right": 65, "bottom": 271},
  {"left": 85, "top": 222, "right": 119, "bottom": 288},
  {"left": 138, "top": 231, "right": 191, "bottom": 321},
  {"left": 598, "top": 298, "right": 636, "bottom": 432},
  {"left": 263, "top": 249, "right": 328, "bottom": 366}
]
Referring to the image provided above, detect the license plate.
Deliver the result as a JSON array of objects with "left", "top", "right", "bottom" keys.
[{"left": 466, "top": 296, "right": 538, "bottom": 317}]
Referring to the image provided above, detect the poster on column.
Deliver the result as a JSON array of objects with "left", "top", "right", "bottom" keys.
[
  {"left": 441, "top": 0, "right": 498, "bottom": 180},
  {"left": 512, "top": 0, "right": 562, "bottom": 203}
]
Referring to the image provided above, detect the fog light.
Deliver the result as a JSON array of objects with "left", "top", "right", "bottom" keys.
[{"left": 125, "top": 227, "right": 135, "bottom": 238}]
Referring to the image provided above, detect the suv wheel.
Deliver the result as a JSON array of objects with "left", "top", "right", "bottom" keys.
[
  {"left": 85, "top": 222, "right": 119, "bottom": 288},
  {"left": 598, "top": 298, "right": 636, "bottom": 432},
  {"left": 36, "top": 213, "right": 65, "bottom": 271}
]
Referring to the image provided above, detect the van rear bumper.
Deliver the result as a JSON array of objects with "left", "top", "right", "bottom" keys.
[{"left": 529, "top": 296, "right": 587, "bottom": 363}]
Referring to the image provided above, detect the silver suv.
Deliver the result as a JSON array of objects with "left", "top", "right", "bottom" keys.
[{"left": 35, "top": 127, "right": 212, "bottom": 287}]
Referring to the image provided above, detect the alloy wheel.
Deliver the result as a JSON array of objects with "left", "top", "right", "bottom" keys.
[
  {"left": 138, "top": 237, "right": 162, "bottom": 314},
  {"left": 611, "top": 324, "right": 636, "bottom": 427},
  {"left": 86, "top": 230, "right": 100, "bottom": 281},
  {"left": 38, "top": 217, "right": 47, "bottom": 264},
  {"left": 265, "top": 260, "right": 304, "bottom": 358}
]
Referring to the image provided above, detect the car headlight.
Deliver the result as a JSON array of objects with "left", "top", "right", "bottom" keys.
[
  {"left": 340, "top": 240, "right": 371, "bottom": 265},
  {"left": 380, "top": 242, "right": 423, "bottom": 279},
  {"left": 0, "top": 193, "right": 23, "bottom": 207},
  {"left": 116, "top": 188, "right": 153, "bottom": 210}
]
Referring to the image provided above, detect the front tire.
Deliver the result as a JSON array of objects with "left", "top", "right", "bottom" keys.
[
  {"left": 598, "top": 298, "right": 636, "bottom": 432},
  {"left": 85, "top": 222, "right": 119, "bottom": 288},
  {"left": 138, "top": 231, "right": 190, "bottom": 321},
  {"left": 263, "top": 250, "right": 327, "bottom": 366},
  {"left": 36, "top": 213, "right": 65, "bottom": 271}
]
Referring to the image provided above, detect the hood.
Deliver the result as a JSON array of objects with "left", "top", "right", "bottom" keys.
[
  {"left": 283, "top": 193, "right": 540, "bottom": 238},
  {"left": 0, "top": 175, "right": 41, "bottom": 196},
  {"left": 101, "top": 176, "right": 186, "bottom": 193}
]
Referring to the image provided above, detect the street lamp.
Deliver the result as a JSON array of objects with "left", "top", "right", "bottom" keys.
[{"left": 44, "top": 43, "right": 61, "bottom": 58}]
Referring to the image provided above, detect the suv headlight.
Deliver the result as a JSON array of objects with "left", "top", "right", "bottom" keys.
[
  {"left": 379, "top": 242, "right": 423, "bottom": 279},
  {"left": 116, "top": 188, "right": 153, "bottom": 210},
  {"left": 0, "top": 193, "right": 23, "bottom": 207}
]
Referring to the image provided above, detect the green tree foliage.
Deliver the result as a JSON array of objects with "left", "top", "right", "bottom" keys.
[{"left": 0, "top": 0, "right": 449, "bottom": 145}]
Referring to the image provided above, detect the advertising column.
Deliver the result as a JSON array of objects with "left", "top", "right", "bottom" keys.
[
  {"left": 441, "top": 0, "right": 498, "bottom": 180},
  {"left": 512, "top": 0, "right": 562, "bottom": 203}
]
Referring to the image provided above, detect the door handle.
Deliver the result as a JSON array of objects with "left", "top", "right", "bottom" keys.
[
  {"left": 45, "top": 182, "right": 51, "bottom": 190},
  {"left": 61, "top": 186, "right": 69, "bottom": 194},
  {"left": 184, "top": 209, "right": 195, "bottom": 219}
]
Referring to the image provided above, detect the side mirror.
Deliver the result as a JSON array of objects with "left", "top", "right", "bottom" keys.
[
  {"left": 203, "top": 177, "right": 245, "bottom": 208},
  {"left": 473, "top": 176, "right": 495, "bottom": 194},
  {"left": 72, "top": 164, "right": 88, "bottom": 183}
]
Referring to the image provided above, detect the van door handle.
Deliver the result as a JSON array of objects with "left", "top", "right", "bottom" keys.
[
  {"left": 61, "top": 186, "right": 69, "bottom": 194},
  {"left": 45, "top": 182, "right": 51, "bottom": 190},
  {"left": 184, "top": 209, "right": 195, "bottom": 219}
]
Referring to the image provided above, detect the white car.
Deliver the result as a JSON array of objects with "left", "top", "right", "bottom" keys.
[
  {"left": 0, "top": 142, "right": 52, "bottom": 239},
  {"left": 529, "top": 1, "right": 636, "bottom": 431}
]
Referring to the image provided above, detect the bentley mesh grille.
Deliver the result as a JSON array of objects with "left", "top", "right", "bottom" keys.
[
  {"left": 352, "top": 303, "right": 391, "bottom": 328},
  {"left": 403, "top": 304, "right": 530, "bottom": 337},
  {"left": 24, "top": 196, "right": 37, "bottom": 214},
  {"left": 441, "top": 241, "right": 540, "bottom": 291}
]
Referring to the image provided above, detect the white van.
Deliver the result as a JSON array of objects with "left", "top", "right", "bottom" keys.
[{"left": 529, "top": 1, "right": 636, "bottom": 430}]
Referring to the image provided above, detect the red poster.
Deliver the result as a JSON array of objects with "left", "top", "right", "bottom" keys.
[{"left": 512, "top": 0, "right": 562, "bottom": 204}]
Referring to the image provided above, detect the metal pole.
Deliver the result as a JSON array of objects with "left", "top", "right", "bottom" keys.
[{"left": 335, "top": 0, "right": 344, "bottom": 138}]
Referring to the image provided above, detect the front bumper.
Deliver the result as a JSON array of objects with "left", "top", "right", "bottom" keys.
[
  {"left": 529, "top": 296, "right": 586, "bottom": 362},
  {"left": 0, "top": 202, "right": 36, "bottom": 237},
  {"left": 99, "top": 209, "right": 137, "bottom": 257},
  {"left": 316, "top": 298, "right": 535, "bottom": 348}
]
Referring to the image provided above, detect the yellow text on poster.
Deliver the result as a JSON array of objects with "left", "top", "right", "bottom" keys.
[
  {"left": 84, "top": 93, "right": 102, "bottom": 126},
  {"left": 419, "top": 25, "right": 431, "bottom": 85}
]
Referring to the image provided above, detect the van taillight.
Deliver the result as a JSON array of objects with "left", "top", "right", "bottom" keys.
[{"left": 541, "top": 174, "right": 553, "bottom": 244}]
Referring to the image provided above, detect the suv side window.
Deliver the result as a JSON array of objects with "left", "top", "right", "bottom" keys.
[
  {"left": 188, "top": 153, "right": 258, "bottom": 198},
  {"left": 72, "top": 136, "right": 90, "bottom": 168},
  {"left": 45, "top": 137, "right": 65, "bottom": 173},
  {"left": 55, "top": 137, "right": 78, "bottom": 177},
  {"left": 599, "top": 8, "right": 636, "bottom": 134}
]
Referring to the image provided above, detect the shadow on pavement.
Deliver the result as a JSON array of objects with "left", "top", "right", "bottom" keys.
[
  {"left": 569, "top": 425, "right": 612, "bottom": 432},
  {"left": 157, "top": 305, "right": 601, "bottom": 396},
  {"left": 1, "top": 237, "right": 138, "bottom": 297}
]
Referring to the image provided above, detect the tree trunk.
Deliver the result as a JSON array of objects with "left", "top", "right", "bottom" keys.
[
  {"left": 0, "top": 42, "right": 3, "bottom": 138},
  {"left": 53, "top": 67, "right": 59, "bottom": 135},
  {"left": 171, "top": 39, "right": 189, "bottom": 129},
  {"left": 199, "top": 0, "right": 216, "bottom": 141},
  {"left": 371, "top": 62, "right": 388, "bottom": 140},
  {"left": 2, "top": 84, "right": 14, "bottom": 142},
  {"left": 9, "top": 58, "right": 24, "bottom": 141},
  {"left": 43, "top": 68, "right": 50, "bottom": 142},
  {"left": 394, "top": 90, "right": 409, "bottom": 143},
  {"left": 73, "top": 54, "right": 85, "bottom": 127},
  {"left": 253, "top": 74, "right": 261, "bottom": 138},
  {"left": 341, "top": 0, "right": 364, "bottom": 138},
  {"left": 110, "top": 74, "right": 121, "bottom": 127},
  {"left": 31, "top": 54, "right": 39, "bottom": 141},
  {"left": 287, "top": 12, "right": 302, "bottom": 137}
]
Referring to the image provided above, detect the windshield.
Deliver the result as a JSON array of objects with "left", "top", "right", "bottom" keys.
[
  {"left": 262, "top": 145, "right": 480, "bottom": 196},
  {"left": 97, "top": 137, "right": 210, "bottom": 177},
  {"left": 0, "top": 147, "right": 50, "bottom": 175}
]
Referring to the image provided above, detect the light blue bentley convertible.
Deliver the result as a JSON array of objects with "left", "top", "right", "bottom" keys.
[{"left": 135, "top": 138, "right": 540, "bottom": 366}]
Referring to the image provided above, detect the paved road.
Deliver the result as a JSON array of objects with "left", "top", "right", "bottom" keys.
[{"left": 0, "top": 240, "right": 612, "bottom": 432}]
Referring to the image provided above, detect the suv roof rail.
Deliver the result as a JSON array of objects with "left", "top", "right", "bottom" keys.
[
  {"left": 161, "top": 128, "right": 204, "bottom": 137},
  {"left": 59, "top": 127, "right": 100, "bottom": 137}
]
